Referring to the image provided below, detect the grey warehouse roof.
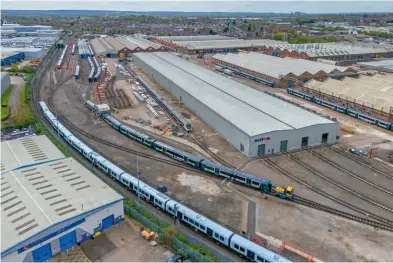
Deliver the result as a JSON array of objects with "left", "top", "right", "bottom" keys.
[
  {"left": 1, "top": 135, "right": 65, "bottom": 173},
  {"left": 134, "top": 52, "right": 334, "bottom": 136},
  {"left": 158, "top": 35, "right": 233, "bottom": 42},
  {"left": 358, "top": 59, "right": 393, "bottom": 73},
  {"left": 1, "top": 137, "right": 123, "bottom": 253},
  {"left": 213, "top": 52, "right": 350, "bottom": 78},
  {"left": 175, "top": 39, "right": 281, "bottom": 50}
]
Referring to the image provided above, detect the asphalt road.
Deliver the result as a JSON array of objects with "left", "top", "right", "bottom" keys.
[{"left": 9, "top": 76, "right": 25, "bottom": 118}]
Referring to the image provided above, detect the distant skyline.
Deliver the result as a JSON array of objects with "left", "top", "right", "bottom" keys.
[{"left": 2, "top": 1, "right": 393, "bottom": 14}]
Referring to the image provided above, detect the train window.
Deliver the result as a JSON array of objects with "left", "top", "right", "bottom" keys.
[
  {"left": 220, "top": 170, "right": 232, "bottom": 177},
  {"left": 168, "top": 207, "right": 172, "bottom": 211},
  {"left": 195, "top": 222, "right": 199, "bottom": 227},
  {"left": 219, "top": 236, "right": 224, "bottom": 241},
  {"left": 189, "top": 219, "right": 194, "bottom": 224},
  {"left": 200, "top": 225, "right": 205, "bottom": 230},
  {"left": 184, "top": 216, "right": 189, "bottom": 221},
  {"left": 214, "top": 233, "right": 219, "bottom": 238},
  {"left": 234, "top": 244, "right": 239, "bottom": 250},
  {"left": 240, "top": 247, "right": 245, "bottom": 252},
  {"left": 237, "top": 176, "right": 246, "bottom": 182},
  {"left": 257, "top": 256, "right": 265, "bottom": 262},
  {"left": 251, "top": 181, "right": 260, "bottom": 187}
]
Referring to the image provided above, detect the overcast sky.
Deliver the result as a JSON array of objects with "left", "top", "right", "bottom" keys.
[{"left": 2, "top": 1, "right": 393, "bottom": 13}]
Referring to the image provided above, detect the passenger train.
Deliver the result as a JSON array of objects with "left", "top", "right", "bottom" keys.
[
  {"left": 93, "top": 56, "right": 101, "bottom": 82},
  {"left": 287, "top": 88, "right": 393, "bottom": 131},
  {"left": 86, "top": 100, "right": 294, "bottom": 199},
  {"left": 87, "top": 57, "right": 95, "bottom": 83},
  {"left": 39, "top": 101, "right": 291, "bottom": 263},
  {"left": 56, "top": 44, "right": 68, "bottom": 69},
  {"left": 74, "top": 65, "right": 80, "bottom": 79}
]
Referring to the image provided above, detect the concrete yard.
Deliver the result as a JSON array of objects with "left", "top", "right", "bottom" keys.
[{"left": 81, "top": 219, "right": 174, "bottom": 262}]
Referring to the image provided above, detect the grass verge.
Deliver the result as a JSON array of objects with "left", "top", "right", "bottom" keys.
[{"left": 1, "top": 84, "right": 14, "bottom": 121}]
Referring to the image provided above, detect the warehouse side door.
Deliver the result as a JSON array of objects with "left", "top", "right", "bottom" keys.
[
  {"left": 32, "top": 243, "right": 52, "bottom": 262},
  {"left": 257, "top": 144, "right": 265, "bottom": 156},
  {"left": 59, "top": 231, "right": 77, "bottom": 252},
  {"left": 102, "top": 214, "right": 114, "bottom": 231}
]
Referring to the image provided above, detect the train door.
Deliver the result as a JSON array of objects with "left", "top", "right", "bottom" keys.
[
  {"left": 258, "top": 144, "right": 265, "bottom": 156},
  {"left": 206, "top": 228, "right": 213, "bottom": 237},
  {"left": 247, "top": 250, "right": 256, "bottom": 260},
  {"left": 246, "top": 178, "right": 251, "bottom": 185},
  {"left": 177, "top": 211, "right": 183, "bottom": 220},
  {"left": 149, "top": 194, "right": 154, "bottom": 203},
  {"left": 280, "top": 140, "right": 288, "bottom": 152}
]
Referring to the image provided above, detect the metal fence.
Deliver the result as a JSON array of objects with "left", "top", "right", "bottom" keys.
[{"left": 124, "top": 204, "right": 236, "bottom": 262}]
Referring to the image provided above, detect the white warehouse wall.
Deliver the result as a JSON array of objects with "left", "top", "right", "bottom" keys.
[
  {"left": 249, "top": 123, "right": 339, "bottom": 156},
  {"left": 2, "top": 201, "right": 124, "bottom": 262}
]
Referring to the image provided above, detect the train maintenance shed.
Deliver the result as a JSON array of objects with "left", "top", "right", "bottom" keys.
[
  {"left": 212, "top": 52, "right": 354, "bottom": 88},
  {"left": 78, "top": 39, "right": 90, "bottom": 59},
  {"left": 133, "top": 52, "right": 339, "bottom": 157},
  {"left": 1, "top": 135, "right": 124, "bottom": 262},
  {"left": 153, "top": 35, "right": 233, "bottom": 49}
]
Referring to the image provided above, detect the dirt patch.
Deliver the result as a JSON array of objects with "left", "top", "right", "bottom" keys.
[{"left": 177, "top": 172, "right": 221, "bottom": 196}]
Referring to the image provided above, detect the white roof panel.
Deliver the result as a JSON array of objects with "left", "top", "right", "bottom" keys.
[{"left": 134, "top": 52, "right": 334, "bottom": 136}]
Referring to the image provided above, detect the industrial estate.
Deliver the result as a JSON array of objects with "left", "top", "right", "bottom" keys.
[{"left": 1, "top": 7, "right": 393, "bottom": 263}]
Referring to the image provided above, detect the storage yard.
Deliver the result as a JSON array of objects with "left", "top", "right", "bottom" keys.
[
  {"left": 16, "top": 30, "right": 393, "bottom": 262},
  {"left": 212, "top": 52, "right": 355, "bottom": 88},
  {"left": 1, "top": 136, "right": 124, "bottom": 262}
]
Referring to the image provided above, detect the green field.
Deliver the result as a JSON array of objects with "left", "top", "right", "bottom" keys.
[{"left": 1, "top": 84, "right": 14, "bottom": 121}]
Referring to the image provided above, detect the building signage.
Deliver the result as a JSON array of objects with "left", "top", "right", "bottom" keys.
[{"left": 254, "top": 137, "right": 270, "bottom": 143}]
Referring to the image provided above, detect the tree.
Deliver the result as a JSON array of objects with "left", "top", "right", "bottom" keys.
[
  {"left": 223, "top": 27, "right": 229, "bottom": 33},
  {"left": 10, "top": 64, "right": 19, "bottom": 72},
  {"left": 157, "top": 226, "right": 177, "bottom": 249},
  {"left": 232, "top": 20, "right": 236, "bottom": 25},
  {"left": 247, "top": 24, "right": 251, "bottom": 31},
  {"left": 20, "top": 65, "right": 34, "bottom": 73}
]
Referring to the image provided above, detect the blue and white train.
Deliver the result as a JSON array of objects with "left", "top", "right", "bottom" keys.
[
  {"left": 39, "top": 100, "right": 291, "bottom": 263},
  {"left": 75, "top": 65, "right": 80, "bottom": 79},
  {"left": 86, "top": 101, "right": 294, "bottom": 199},
  {"left": 287, "top": 88, "right": 393, "bottom": 131}
]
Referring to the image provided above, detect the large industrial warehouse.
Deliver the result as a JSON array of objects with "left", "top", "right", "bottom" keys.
[
  {"left": 153, "top": 35, "right": 393, "bottom": 62},
  {"left": 133, "top": 52, "right": 339, "bottom": 156},
  {"left": 212, "top": 52, "right": 354, "bottom": 88},
  {"left": 101, "top": 36, "right": 166, "bottom": 57},
  {"left": 1, "top": 136, "right": 124, "bottom": 262}
]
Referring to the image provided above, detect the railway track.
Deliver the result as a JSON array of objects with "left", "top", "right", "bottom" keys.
[
  {"left": 309, "top": 150, "right": 393, "bottom": 197},
  {"left": 125, "top": 64, "right": 235, "bottom": 168},
  {"left": 33, "top": 50, "right": 393, "bottom": 233},
  {"left": 328, "top": 146, "right": 393, "bottom": 180},
  {"left": 289, "top": 153, "right": 393, "bottom": 215},
  {"left": 263, "top": 157, "right": 393, "bottom": 228}
]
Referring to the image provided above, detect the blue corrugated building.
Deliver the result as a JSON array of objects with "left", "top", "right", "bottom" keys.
[
  {"left": 1, "top": 51, "right": 25, "bottom": 66},
  {"left": 1, "top": 136, "right": 124, "bottom": 262}
]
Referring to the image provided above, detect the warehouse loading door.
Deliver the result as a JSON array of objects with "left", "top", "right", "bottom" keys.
[
  {"left": 301, "top": 137, "right": 309, "bottom": 147},
  {"left": 102, "top": 214, "right": 114, "bottom": 231},
  {"left": 257, "top": 144, "right": 265, "bottom": 156},
  {"left": 322, "top": 133, "right": 328, "bottom": 144},
  {"left": 59, "top": 231, "right": 77, "bottom": 252},
  {"left": 32, "top": 243, "right": 52, "bottom": 262},
  {"left": 280, "top": 140, "right": 288, "bottom": 152}
]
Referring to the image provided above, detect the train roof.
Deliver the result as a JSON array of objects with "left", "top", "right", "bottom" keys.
[
  {"left": 103, "top": 114, "right": 122, "bottom": 127},
  {"left": 93, "top": 155, "right": 125, "bottom": 175},
  {"left": 231, "top": 235, "right": 291, "bottom": 262},
  {"left": 234, "top": 170, "right": 271, "bottom": 183},
  {"left": 201, "top": 159, "right": 234, "bottom": 173},
  {"left": 56, "top": 122, "right": 73, "bottom": 138},
  {"left": 172, "top": 201, "right": 234, "bottom": 237},
  {"left": 138, "top": 180, "right": 171, "bottom": 201},
  {"left": 68, "top": 136, "right": 94, "bottom": 154}
]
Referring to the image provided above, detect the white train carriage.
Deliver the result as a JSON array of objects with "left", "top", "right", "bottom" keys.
[
  {"left": 165, "top": 200, "right": 233, "bottom": 246},
  {"left": 91, "top": 154, "right": 125, "bottom": 180},
  {"left": 127, "top": 179, "right": 170, "bottom": 210},
  {"left": 85, "top": 100, "right": 96, "bottom": 110},
  {"left": 230, "top": 234, "right": 291, "bottom": 262}
]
